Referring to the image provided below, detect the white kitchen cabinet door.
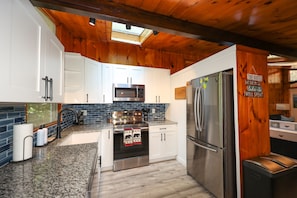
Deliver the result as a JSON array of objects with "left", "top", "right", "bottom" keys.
[
  {"left": 113, "top": 64, "right": 144, "bottom": 84},
  {"left": 64, "top": 53, "right": 85, "bottom": 103},
  {"left": 0, "top": 0, "right": 12, "bottom": 100},
  {"left": 156, "top": 69, "right": 171, "bottom": 103},
  {"left": 8, "top": 0, "right": 44, "bottom": 102},
  {"left": 149, "top": 132, "right": 163, "bottom": 160},
  {"left": 101, "top": 63, "right": 113, "bottom": 103},
  {"left": 43, "top": 30, "right": 64, "bottom": 103},
  {"left": 149, "top": 124, "right": 177, "bottom": 163},
  {"left": 101, "top": 128, "right": 114, "bottom": 171},
  {"left": 144, "top": 68, "right": 171, "bottom": 103},
  {"left": 84, "top": 57, "right": 101, "bottom": 103},
  {"left": 162, "top": 130, "right": 177, "bottom": 157}
]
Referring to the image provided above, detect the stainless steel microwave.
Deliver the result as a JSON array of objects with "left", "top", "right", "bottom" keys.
[{"left": 113, "top": 84, "right": 145, "bottom": 102}]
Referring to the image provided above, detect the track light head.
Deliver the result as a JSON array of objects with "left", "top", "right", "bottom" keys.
[{"left": 89, "top": 18, "right": 96, "bottom": 26}]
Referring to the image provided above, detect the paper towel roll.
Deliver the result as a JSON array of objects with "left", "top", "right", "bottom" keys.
[
  {"left": 43, "top": 128, "right": 48, "bottom": 145},
  {"left": 36, "top": 129, "right": 44, "bottom": 146},
  {"left": 13, "top": 123, "right": 33, "bottom": 162}
]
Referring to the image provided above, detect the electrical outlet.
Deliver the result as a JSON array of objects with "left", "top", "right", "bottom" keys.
[
  {"left": 152, "top": 108, "right": 156, "bottom": 114},
  {"left": 81, "top": 110, "right": 87, "bottom": 116}
]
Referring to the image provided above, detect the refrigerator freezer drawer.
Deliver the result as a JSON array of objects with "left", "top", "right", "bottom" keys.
[{"left": 187, "top": 138, "right": 224, "bottom": 198}]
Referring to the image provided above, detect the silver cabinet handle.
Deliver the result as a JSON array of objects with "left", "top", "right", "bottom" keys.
[
  {"left": 158, "top": 96, "right": 160, "bottom": 103},
  {"left": 42, "top": 76, "right": 48, "bottom": 101},
  {"left": 160, "top": 128, "right": 167, "bottom": 130},
  {"left": 130, "top": 77, "right": 132, "bottom": 84},
  {"left": 156, "top": 96, "right": 158, "bottom": 103},
  {"left": 161, "top": 133, "right": 163, "bottom": 141},
  {"left": 108, "top": 130, "right": 110, "bottom": 139},
  {"left": 86, "top": 94, "right": 89, "bottom": 103},
  {"left": 164, "top": 133, "right": 166, "bottom": 141},
  {"left": 103, "top": 94, "right": 105, "bottom": 103},
  {"left": 42, "top": 76, "right": 53, "bottom": 101},
  {"left": 49, "top": 78, "right": 53, "bottom": 101}
]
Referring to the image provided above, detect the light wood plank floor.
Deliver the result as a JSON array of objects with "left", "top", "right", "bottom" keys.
[{"left": 91, "top": 160, "right": 214, "bottom": 198}]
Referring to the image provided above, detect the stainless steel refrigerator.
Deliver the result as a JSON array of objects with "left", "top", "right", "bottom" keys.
[{"left": 186, "top": 71, "right": 236, "bottom": 198}]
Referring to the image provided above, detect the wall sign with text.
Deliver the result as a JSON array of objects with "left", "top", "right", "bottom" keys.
[{"left": 244, "top": 73, "right": 264, "bottom": 98}]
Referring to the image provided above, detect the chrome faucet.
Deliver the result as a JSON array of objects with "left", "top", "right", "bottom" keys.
[{"left": 56, "top": 108, "right": 79, "bottom": 139}]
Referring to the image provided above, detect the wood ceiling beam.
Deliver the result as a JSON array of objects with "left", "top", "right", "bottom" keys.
[{"left": 30, "top": 0, "right": 297, "bottom": 59}]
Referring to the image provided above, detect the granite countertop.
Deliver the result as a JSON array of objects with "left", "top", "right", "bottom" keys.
[
  {"left": 147, "top": 120, "right": 177, "bottom": 126},
  {"left": 0, "top": 124, "right": 106, "bottom": 198}
]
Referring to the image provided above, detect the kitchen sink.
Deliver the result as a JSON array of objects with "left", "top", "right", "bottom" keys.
[{"left": 58, "top": 132, "right": 99, "bottom": 146}]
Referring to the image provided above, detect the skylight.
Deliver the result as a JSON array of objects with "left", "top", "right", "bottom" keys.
[{"left": 111, "top": 22, "right": 153, "bottom": 45}]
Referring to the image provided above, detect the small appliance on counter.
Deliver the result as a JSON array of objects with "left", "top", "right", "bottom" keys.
[
  {"left": 142, "top": 108, "right": 150, "bottom": 121},
  {"left": 36, "top": 127, "right": 48, "bottom": 147},
  {"left": 13, "top": 123, "right": 33, "bottom": 162}
]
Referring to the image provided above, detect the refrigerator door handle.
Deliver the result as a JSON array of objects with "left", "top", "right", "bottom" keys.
[
  {"left": 194, "top": 87, "right": 201, "bottom": 131},
  {"left": 197, "top": 86, "right": 203, "bottom": 131},
  {"left": 187, "top": 136, "right": 218, "bottom": 153}
]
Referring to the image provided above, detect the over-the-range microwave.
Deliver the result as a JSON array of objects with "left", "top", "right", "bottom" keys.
[{"left": 112, "top": 84, "right": 145, "bottom": 102}]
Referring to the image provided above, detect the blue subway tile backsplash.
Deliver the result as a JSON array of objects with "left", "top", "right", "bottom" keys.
[
  {"left": 0, "top": 105, "right": 26, "bottom": 167},
  {"left": 64, "top": 103, "right": 167, "bottom": 124},
  {"left": 0, "top": 102, "right": 167, "bottom": 168}
]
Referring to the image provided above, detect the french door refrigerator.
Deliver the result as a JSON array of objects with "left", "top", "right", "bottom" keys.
[{"left": 186, "top": 71, "right": 236, "bottom": 198}]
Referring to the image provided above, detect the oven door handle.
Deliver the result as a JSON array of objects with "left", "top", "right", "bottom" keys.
[{"left": 113, "top": 127, "right": 149, "bottom": 134}]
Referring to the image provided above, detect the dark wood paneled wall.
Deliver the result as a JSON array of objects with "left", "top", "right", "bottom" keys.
[
  {"left": 236, "top": 45, "right": 270, "bottom": 195},
  {"left": 56, "top": 24, "right": 208, "bottom": 74}
]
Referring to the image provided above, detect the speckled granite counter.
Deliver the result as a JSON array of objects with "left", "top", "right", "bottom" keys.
[
  {"left": 0, "top": 124, "right": 109, "bottom": 198},
  {"left": 147, "top": 120, "right": 177, "bottom": 126}
]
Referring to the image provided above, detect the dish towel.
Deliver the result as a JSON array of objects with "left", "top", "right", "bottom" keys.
[
  {"left": 132, "top": 128, "right": 142, "bottom": 145},
  {"left": 123, "top": 128, "right": 133, "bottom": 147}
]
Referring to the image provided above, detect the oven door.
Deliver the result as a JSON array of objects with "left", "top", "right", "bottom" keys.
[{"left": 113, "top": 128, "right": 149, "bottom": 160}]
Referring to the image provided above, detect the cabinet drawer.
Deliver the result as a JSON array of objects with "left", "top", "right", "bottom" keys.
[
  {"left": 270, "top": 130, "right": 297, "bottom": 142},
  {"left": 279, "top": 122, "right": 295, "bottom": 131},
  {"left": 149, "top": 124, "right": 177, "bottom": 132},
  {"left": 270, "top": 121, "right": 280, "bottom": 128}
]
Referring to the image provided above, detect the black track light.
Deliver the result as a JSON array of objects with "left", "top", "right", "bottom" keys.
[
  {"left": 89, "top": 18, "right": 96, "bottom": 26},
  {"left": 126, "top": 24, "right": 131, "bottom": 30}
]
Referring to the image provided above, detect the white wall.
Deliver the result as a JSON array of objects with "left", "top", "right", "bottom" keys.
[{"left": 166, "top": 45, "right": 241, "bottom": 197}]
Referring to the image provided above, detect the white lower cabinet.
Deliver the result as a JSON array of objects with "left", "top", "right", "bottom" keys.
[
  {"left": 100, "top": 127, "right": 113, "bottom": 171},
  {"left": 149, "top": 124, "right": 177, "bottom": 163}
]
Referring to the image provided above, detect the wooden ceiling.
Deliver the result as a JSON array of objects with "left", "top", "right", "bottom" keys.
[{"left": 31, "top": 0, "right": 297, "bottom": 65}]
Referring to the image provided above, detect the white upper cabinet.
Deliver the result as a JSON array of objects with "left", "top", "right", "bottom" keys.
[
  {"left": 0, "top": 0, "right": 64, "bottom": 103},
  {"left": 144, "top": 68, "right": 171, "bottom": 103},
  {"left": 84, "top": 58, "right": 101, "bottom": 103},
  {"left": 64, "top": 53, "right": 85, "bottom": 103},
  {"left": 113, "top": 64, "right": 144, "bottom": 85},
  {"left": 43, "top": 30, "right": 64, "bottom": 103},
  {"left": 0, "top": 0, "right": 12, "bottom": 97},
  {"left": 64, "top": 53, "right": 102, "bottom": 104},
  {"left": 101, "top": 63, "right": 113, "bottom": 103}
]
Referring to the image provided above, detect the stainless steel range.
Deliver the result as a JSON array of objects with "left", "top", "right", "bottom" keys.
[{"left": 112, "top": 110, "right": 149, "bottom": 171}]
